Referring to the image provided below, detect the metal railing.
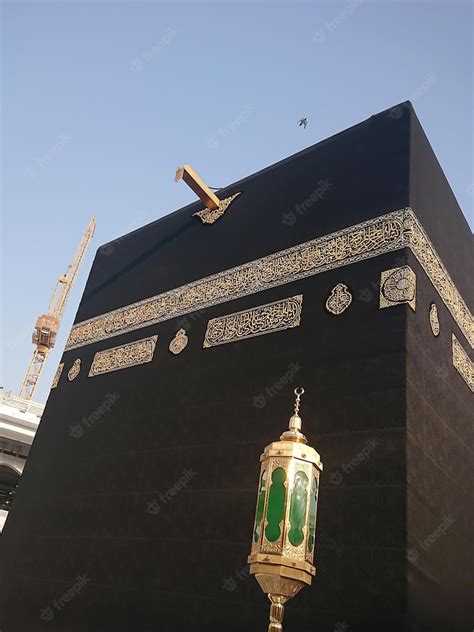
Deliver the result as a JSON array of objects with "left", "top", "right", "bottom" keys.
[{"left": 0, "top": 393, "right": 45, "bottom": 417}]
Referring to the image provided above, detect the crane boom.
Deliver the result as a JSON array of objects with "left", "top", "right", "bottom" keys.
[{"left": 19, "top": 218, "right": 96, "bottom": 400}]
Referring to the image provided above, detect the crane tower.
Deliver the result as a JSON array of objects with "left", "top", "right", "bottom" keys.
[{"left": 19, "top": 218, "right": 96, "bottom": 400}]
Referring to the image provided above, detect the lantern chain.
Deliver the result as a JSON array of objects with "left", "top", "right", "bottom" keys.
[{"left": 294, "top": 387, "right": 304, "bottom": 415}]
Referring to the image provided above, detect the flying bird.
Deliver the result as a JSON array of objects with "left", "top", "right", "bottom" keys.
[{"left": 298, "top": 117, "right": 308, "bottom": 129}]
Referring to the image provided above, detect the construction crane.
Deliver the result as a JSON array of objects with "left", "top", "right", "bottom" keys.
[{"left": 19, "top": 218, "right": 96, "bottom": 400}]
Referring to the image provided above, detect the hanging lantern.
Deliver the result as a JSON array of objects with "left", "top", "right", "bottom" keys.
[{"left": 248, "top": 387, "right": 323, "bottom": 632}]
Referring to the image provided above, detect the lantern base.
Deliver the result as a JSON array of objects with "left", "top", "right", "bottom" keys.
[
  {"left": 250, "top": 559, "right": 314, "bottom": 594},
  {"left": 255, "top": 571, "right": 306, "bottom": 600},
  {"left": 254, "top": 568, "right": 308, "bottom": 631}
]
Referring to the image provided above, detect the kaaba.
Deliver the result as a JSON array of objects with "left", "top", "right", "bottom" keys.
[{"left": 0, "top": 101, "right": 472, "bottom": 632}]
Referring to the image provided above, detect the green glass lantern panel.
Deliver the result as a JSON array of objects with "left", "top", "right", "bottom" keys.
[
  {"left": 254, "top": 469, "right": 267, "bottom": 542},
  {"left": 288, "top": 470, "right": 309, "bottom": 547},
  {"left": 307, "top": 476, "right": 318, "bottom": 552},
  {"left": 265, "top": 467, "right": 286, "bottom": 543}
]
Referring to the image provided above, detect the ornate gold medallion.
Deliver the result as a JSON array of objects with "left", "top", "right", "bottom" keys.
[
  {"left": 379, "top": 265, "right": 416, "bottom": 311},
  {"left": 193, "top": 192, "right": 241, "bottom": 224},
  {"left": 429, "top": 303, "right": 440, "bottom": 336},
  {"left": 325, "top": 283, "right": 352, "bottom": 315},
  {"left": 169, "top": 329, "right": 188, "bottom": 354},
  {"left": 67, "top": 359, "right": 81, "bottom": 381},
  {"left": 51, "top": 363, "right": 64, "bottom": 389}
]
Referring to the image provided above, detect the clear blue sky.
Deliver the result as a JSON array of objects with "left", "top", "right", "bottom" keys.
[{"left": 1, "top": 1, "right": 472, "bottom": 403}]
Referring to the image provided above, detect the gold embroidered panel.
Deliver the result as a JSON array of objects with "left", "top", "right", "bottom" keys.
[
  {"left": 203, "top": 295, "right": 303, "bottom": 348},
  {"left": 88, "top": 335, "right": 158, "bottom": 377},
  {"left": 51, "top": 363, "right": 64, "bottom": 389},
  {"left": 65, "top": 207, "right": 473, "bottom": 351},
  {"left": 452, "top": 334, "right": 473, "bottom": 392},
  {"left": 405, "top": 213, "right": 472, "bottom": 346},
  {"left": 193, "top": 192, "right": 241, "bottom": 224}
]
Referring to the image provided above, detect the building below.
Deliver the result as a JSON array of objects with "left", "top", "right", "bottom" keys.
[{"left": 0, "top": 393, "right": 43, "bottom": 532}]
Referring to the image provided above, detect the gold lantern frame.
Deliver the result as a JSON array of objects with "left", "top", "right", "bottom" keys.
[{"left": 248, "top": 388, "right": 323, "bottom": 631}]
